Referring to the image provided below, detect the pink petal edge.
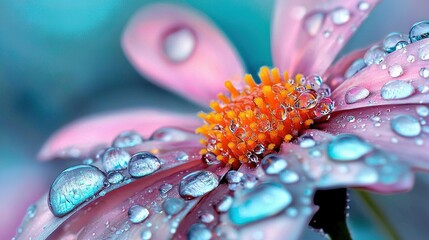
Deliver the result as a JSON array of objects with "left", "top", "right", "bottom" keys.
[
  {"left": 272, "top": 0, "right": 380, "bottom": 76},
  {"left": 122, "top": 3, "right": 245, "bottom": 106}
]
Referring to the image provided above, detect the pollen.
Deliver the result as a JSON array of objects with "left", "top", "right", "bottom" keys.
[{"left": 196, "top": 67, "right": 334, "bottom": 167}]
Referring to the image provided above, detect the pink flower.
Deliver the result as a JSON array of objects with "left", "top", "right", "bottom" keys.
[{"left": 16, "top": 1, "right": 429, "bottom": 239}]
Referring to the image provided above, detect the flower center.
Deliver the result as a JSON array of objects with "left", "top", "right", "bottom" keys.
[{"left": 196, "top": 67, "right": 334, "bottom": 167}]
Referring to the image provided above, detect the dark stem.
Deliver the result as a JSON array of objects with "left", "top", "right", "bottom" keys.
[{"left": 326, "top": 220, "right": 352, "bottom": 240}]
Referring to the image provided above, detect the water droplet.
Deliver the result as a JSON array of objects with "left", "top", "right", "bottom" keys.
[
  {"left": 112, "top": 131, "right": 144, "bottom": 148},
  {"left": 102, "top": 147, "right": 131, "bottom": 172},
  {"left": 304, "top": 12, "right": 325, "bottom": 36},
  {"left": 344, "top": 59, "right": 366, "bottom": 79},
  {"left": 357, "top": 1, "right": 370, "bottom": 11},
  {"left": 164, "top": 27, "right": 195, "bottom": 62},
  {"left": 174, "top": 151, "right": 189, "bottom": 161},
  {"left": 128, "top": 205, "right": 149, "bottom": 223},
  {"left": 364, "top": 46, "right": 386, "bottom": 65},
  {"left": 306, "top": 75, "right": 323, "bottom": 89},
  {"left": 246, "top": 151, "right": 259, "bottom": 163},
  {"left": 216, "top": 196, "right": 233, "bottom": 213},
  {"left": 128, "top": 152, "right": 161, "bottom": 178},
  {"left": 295, "top": 90, "right": 318, "bottom": 109},
  {"left": 279, "top": 170, "right": 300, "bottom": 184},
  {"left": 141, "top": 229, "right": 152, "bottom": 240},
  {"left": 418, "top": 44, "right": 429, "bottom": 60},
  {"left": 228, "top": 183, "right": 292, "bottom": 226},
  {"left": 299, "top": 135, "right": 316, "bottom": 148},
  {"left": 226, "top": 170, "right": 244, "bottom": 184},
  {"left": 159, "top": 183, "right": 173, "bottom": 196},
  {"left": 313, "top": 98, "right": 335, "bottom": 117},
  {"left": 407, "top": 54, "right": 415, "bottom": 63},
  {"left": 345, "top": 86, "right": 370, "bottom": 104},
  {"left": 179, "top": 171, "right": 219, "bottom": 200},
  {"left": 388, "top": 64, "right": 404, "bottom": 78},
  {"left": 383, "top": 32, "right": 409, "bottom": 53},
  {"left": 419, "top": 67, "right": 429, "bottom": 78},
  {"left": 347, "top": 115, "right": 356, "bottom": 122},
  {"left": 409, "top": 21, "right": 429, "bottom": 43},
  {"left": 188, "top": 223, "right": 212, "bottom": 240},
  {"left": 200, "top": 213, "right": 215, "bottom": 223},
  {"left": 261, "top": 155, "right": 288, "bottom": 175},
  {"left": 202, "top": 152, "right": 221, "bottom": 165},
  {"left": 323, "top": 30, "right": 332, "bottom": 38},
  {"left": 107, "top": 171, "right": 124, "bottom": 184},
  {"left": 327, "top": 134, "right": 373, "bottom": 161},
  {"left": 381, "top": 80, "right": 415, "bottom": 100},
  {"left": 26, "top": 204, "right": 37, "bottom": 219},
  {"left": 416, "top": 105, "right": 429, "bottom": 117},
  {"left": 253, "top": 144, "right": 266, "bottom": 155},
  {"left": 391, "top": 114, "right": 421, "bottom": 137},
  {"left": 49, "top": 165, "right": 106, "bottom": 217},
  {"left": 418, "top": 85, "right": 429, "bottom": 93},
  {"left": 330, "top": 7, "right": 351, "bottom": 25},
  {"left": 162, "top": 198, "right": 185, "bottom": 216},
  {"left": 149, "top": 127, "right": 191, "bottom": 142}
]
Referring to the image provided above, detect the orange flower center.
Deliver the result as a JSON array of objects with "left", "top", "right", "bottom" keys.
[{"left": 196, "top": 67, "right": 334, "bottom": 168}]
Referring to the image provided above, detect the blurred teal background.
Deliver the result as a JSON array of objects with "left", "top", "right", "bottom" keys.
[{"left": 1, "top": 0, "right": 428, "bottom": 239}]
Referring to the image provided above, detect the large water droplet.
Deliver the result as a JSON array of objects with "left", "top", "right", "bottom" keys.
[
  {"left": 409, "top": 21, "right": 429, "bottom": 43},
  {"left": 330, "top": 7, "right": 351, "bottom": 25},
  {"left": 345, "top": 86, "right": 370, "bottom": 104},
  {"left": 261, "top": 155, "right": 288, "bottom": 175},
  {"left": 418, "top": 44, "right": 429, "bottom": 60},
  {"left": 128, "top": 152, "right": 161, "bottom": 178},
  {"left": 295, "top": 90, "right": 318, "bottom": 109},
  {"left": 128, "top": 205, "right": 149, "bottom": 223},
  {"left": 383, "top": 32, "right": 409, "bottom": 53},
  {"left": 344, "top": 59, "right": 366, "bottom": 79},
  {"left": 313, "top": 98, "right": 335, "bottom": 117},
  {"left": 112, "top": 131, "right": 144, "bottom": 148},
  {"left": 102, "top": 147, "right": 131, "bottom": 172},
  {"left": 229, "top": 183, "right": 292, "bottom": 226},
  {"left": 179, "top": 171, "right": 219, "bottom": 200},
  {"left": 162, "top": 198, "right": 185, "bottom": 216},
  {"left": 364, "top": 46, "right": 386, "bottom": 66},
  {"left": 188, "top": 223, "right": 212, "bottom": 240},
  {"left": 390, "top": 114, "right": 421, "bottom": 137},
  {"left": 49, "top": 165, "right": 106, "bottom": 217},
  {"left": 304, "top": 12, "right": 325, "bottom": 36},
  {"left": 327, "top": 134, "right": 373, "bottom": 161},
  {"left": 380, "top": 80, "right": 415, "bottom": 100},
  {"left": 388, "top": 64, "right": 404, "bottom": 78},
  {"left": 163, "top": 27, "right": 195, "bottom": 62}
]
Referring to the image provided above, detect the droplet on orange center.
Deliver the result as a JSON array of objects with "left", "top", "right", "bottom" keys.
[{"left": 196, "top": 67, "right": 334, "bottom": 167}]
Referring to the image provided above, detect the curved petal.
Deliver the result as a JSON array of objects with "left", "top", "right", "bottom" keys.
[
  {"left": 317, "top": 104, "right": 429, "bottom": 171},
  {"left": 332, "top": 38, "right": 429, "bottom": 112},
  {"left": 122, "top": 3, "right": 245, "bottom": 106},
  {"left": 38, "top": 109, "right": 201, "bottom": 161},
  {"left": 272, "top": 0, "right": 380, "bottom": 75}
]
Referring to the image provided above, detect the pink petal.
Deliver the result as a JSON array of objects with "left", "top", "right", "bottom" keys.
[
  {"left": 122, "top": 4, "right": 245, "bottom": 105},
  {"left": 317, "top": 104, "right": 429, "bottom": 171},
  {"left": 38, "top": 109, "right": 201, "bottom": 161},
  {"left": 272, "top": 0, "right": 380, "bottom": 75},
  {"left": 331, "top": 38, "right": 429, "bottom": 112}
]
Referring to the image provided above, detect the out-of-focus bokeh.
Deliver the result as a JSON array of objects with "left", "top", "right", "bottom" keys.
[{"left": 1, "top": 0, "right": 428, "bottom": 239}]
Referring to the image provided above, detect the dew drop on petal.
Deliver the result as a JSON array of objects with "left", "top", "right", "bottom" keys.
[
  {"left": 102, "top": 147, "right": 131, "bottom": 172},
  {"left": 173, "top": 151, "right": 189, "bottom": 161},
  {"left": 226, "top": 170, "right": 244, "bottom": 184},
  {"left": 303, "top": 12, "right": 325, "bottom": 36},
  {"left": 299, "top": 135, "right": 316, "bottom": 148},
  {"left": 200, "top": 213, "right": 215, "bottom": 223},
  {"left": 327, "top": 134, "right": 373, "bottom": 161},
  {"left": 279, "top": 170, "right": 300, "bottom": 184},
  {"left": 159, "top": 183, "right": 173, "bottom": 196},
  {"left": 261, "top": 155, "right": 288, "bottom": 175},
  {"left": 390, "top": 114, "right": 421, "bottom": 137},
  {"left": 407, "top": 54, "right": 415, "bottom": 63},
  {"left": 149, "top": 127, "right": 191, "bottom": 142},
  {"left": 419, "top": 67, "right": 429, "bottom": 78},
  {"left": 409, "top": 21, "right": 429, "bottom": 43},
  {"left": 141, "top": 230, "right": 152, "bottom": 240},
  {"left": 49, "top": 165, "right": 106, "bottom": 217},
  {"left": 418, "top": 44, "right": 429, "bottom": 60},
  {"left": 107, "top": 171, "right": 124, "bottom": 184},
  {"left": 216, "top": 196, "right": 233, "bottom": 213},
  {"left": 128, "top": 205, "right": 149, "bottom": 223},
  {"left": 388, "top": 64, "right": 404, "bottom": 78},
  {"left": 330, "top": 7, "right": 351, "bottom": 25},
  {"left": 162, "top": 198, "right": 185, "bottom": 216},
  {"left": 383, "top": 32, "right": 409, "bottom": 53},
  {"left": 344, "top": 59, "right": 366, "bottom": 79},
  {"left": 416, "top": 105, "right": 429, "bottom": 117},
  {"left": 179, "top": 171, "right": 219, "bottom": 200},
  {"left": 188, "top": 223, "right": 212, "bottom": 240},
  {"left": 163, "top": 27, "right": 195, "bottom": 62},
  {"left": 202, "top": 152, "right": 221, "bottom": 165},
  {"left": 357, "top": 1, "right": 370, "bottom": 11},
  {"left": 380, "top": 80, "right": 415, "bottom": 100},
  {"left": 313, "top": 98, "right": 335, "bottom": 117},
  {"left": 26, "top": 204, "right": 37, "bottom": 219},
  {"left": 228, "top": 183, "right": 292, "bottom": 226},
  {"left": 112, "top": 131, "right": 144, "bottom": 148},
  {"left": 345, "top": 86, "right": 370, "bottom": 104},
  {"left": 364, "top": 46, "right": 386, "bottom": 66},
  {"left": 128, "top": 152, "right": 161, "bottom": 178}
]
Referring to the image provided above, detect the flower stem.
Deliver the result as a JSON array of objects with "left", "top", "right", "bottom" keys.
[
  {"left": 327, "top": 220, "right": 352, "bottom": 240},
  {"left": 356, "top": 190, "right": 401, "bottom": 240}
]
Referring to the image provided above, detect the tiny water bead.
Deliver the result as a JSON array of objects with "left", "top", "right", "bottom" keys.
[
  {"left": 187, "top": 223, "right": 212, "bottom": 240},
  {"left": 409, "top": 21, "right": 429, "bottom": 43},
  {"left": 327, "top": 134, "right": 373, "bottom": 161},
  {"left": 418, "top": 44, "right": 429, "bottom": 60},
  {"left": 179, "top": 171, "right": 219, "bottom": 200},
  {"left": 416, "top": 105, "right": 429, "bottom": 117},
  {"left": 128, "top": 152, "right": 162, "bottom": 178},
  {"left": 49, "top": 165, "right": 106, "bottom": 217},
  {"left": 112, "top": 131, "right": 144, "bottom": 148},
  {"left": 261, "top": 154, "right": 288, "bottom": 175},
  {"left": 228, "top": 182, "right": 292, "bottom": 226},
  {"left": 128, "top": 205, "right": 149, "bottom": 223},
  {"left": 163, "top": 27, "right": 196, "bottom": 62},
  {"left": 420, "top": 67, "right": 429, "bottom": 78},
  {"left": 162, "top": 198, "right": 185, "bottom": 216},
  {"left": 380, "top": 80, "right": 415, "bottom": 100},
  {"left": 357, "top": 1, "right": 370, "bottom": 11},
  {"left": 197, "top": 67, "right": 334, "bottom": 166},
  {"left": 102, "top": 147, "right": 131, "bottom": 172},
  {"left": 345, "top": 86, "right": 370, "bottom": 104},
  {"left": 390, "top": 114, "right": 422, "bottom": 137},
  {"left": 216, "top": 195, "right": 233, "bottom": 213},
  {"left": 330, "top": 7, "right": 351, "bottom": 25},
  {"left": 388, "top": 64, "right": 404, "bottom": 78}
]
